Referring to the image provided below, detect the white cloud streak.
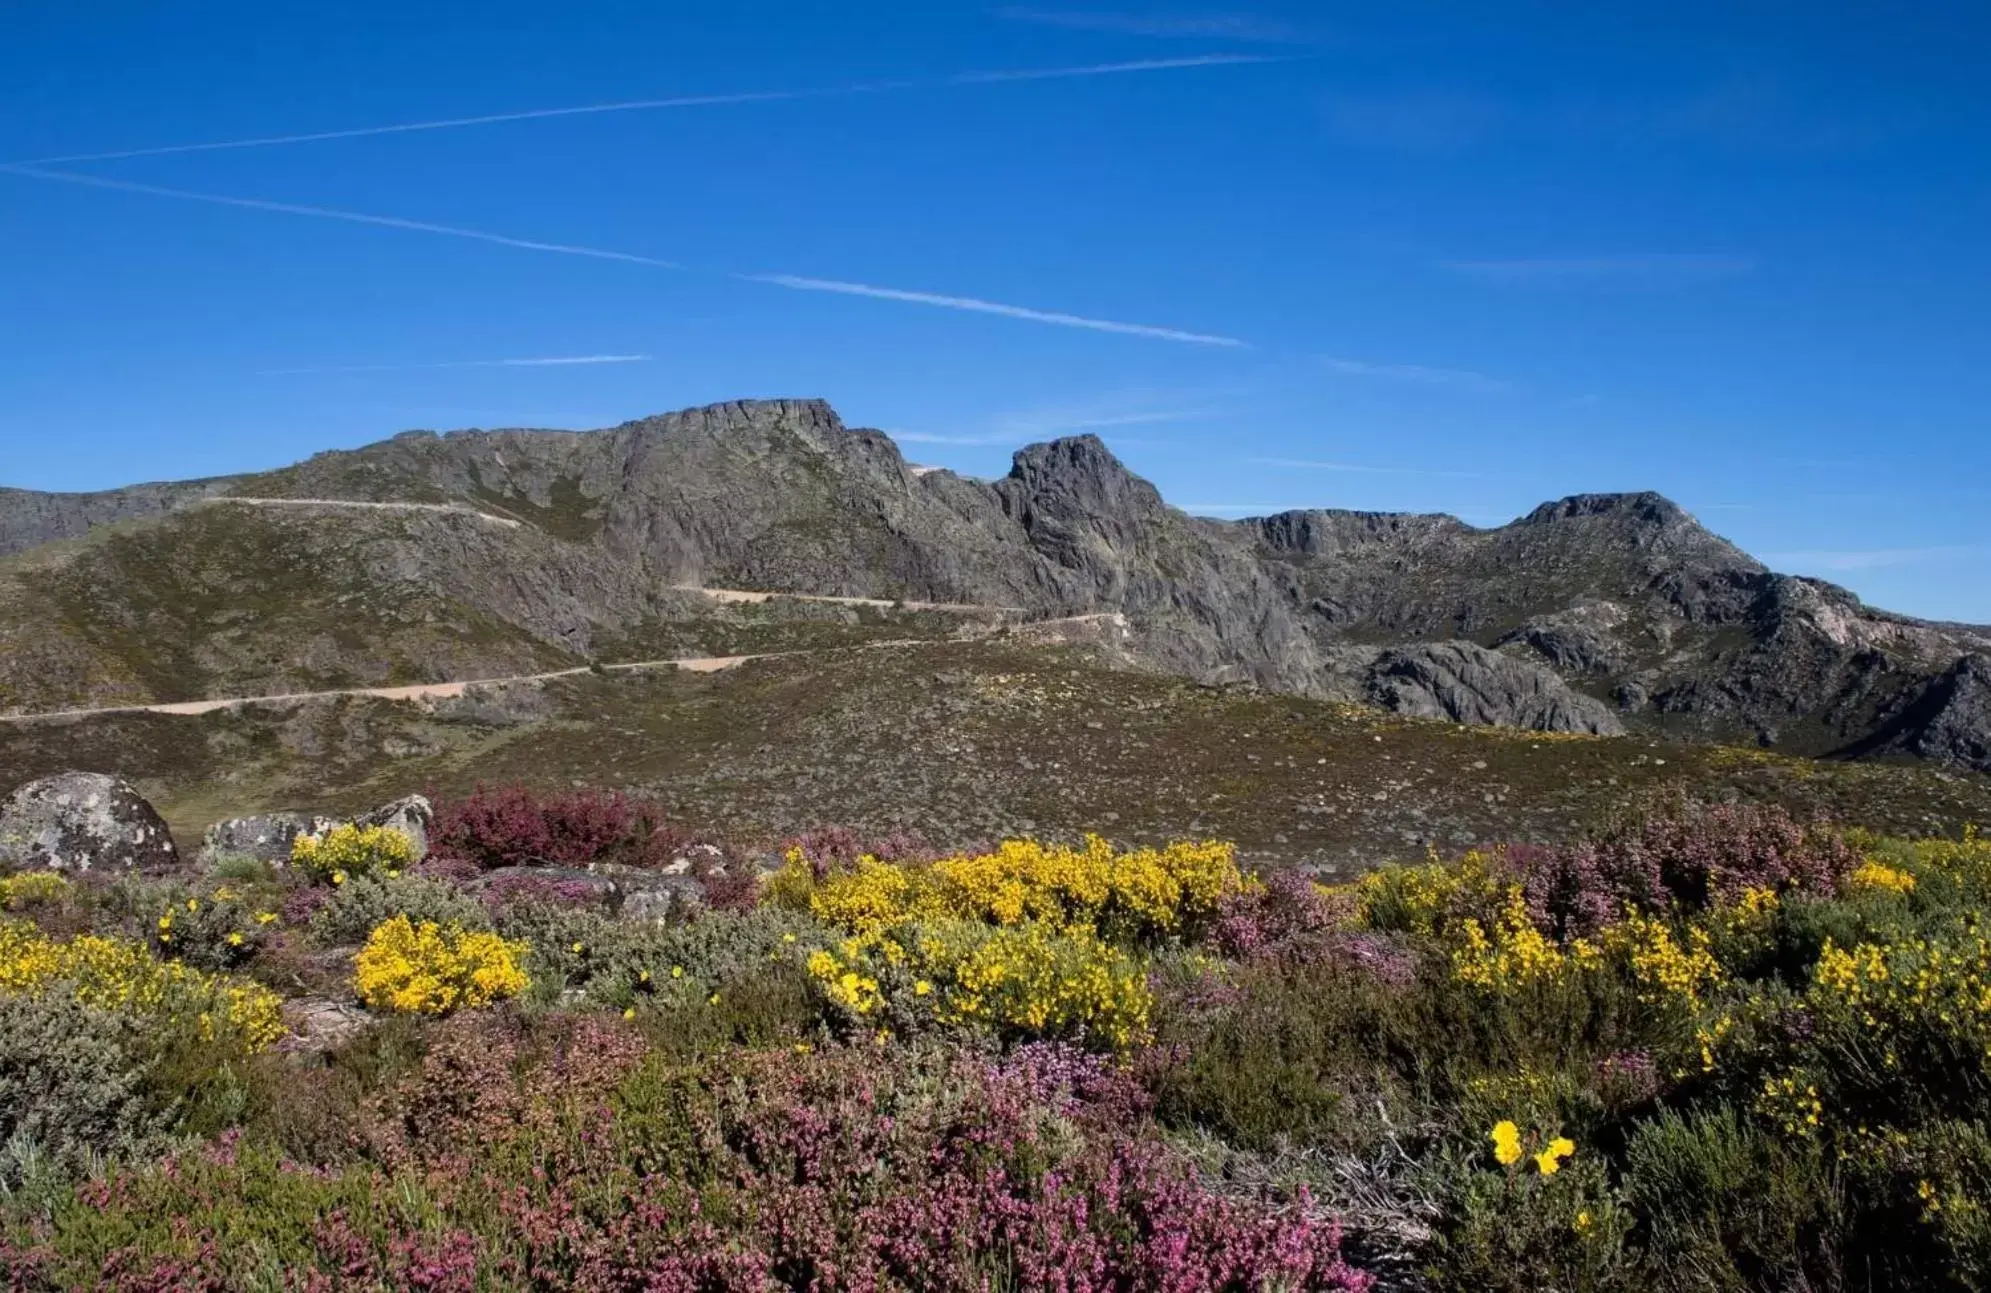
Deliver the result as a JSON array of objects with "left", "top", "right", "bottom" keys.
[
  {"left": 1322, "top": 356, "right": 1509, "bottom": 393},
  {"left": 0, "top": 166, "right": 1240, "bottom": 347},
  {"left": 0, "top": 164, "right": 684, "bottom": 266},
  {"left": 1248, "top": 456, "right": 1484, "bottom": 478},
  {"left": 262, "top": 355, "right": 652, "bottom": 375},
  {"left": 9, "top": 56, "right": 1283, "bottom": 166},
  {"left": 747, "top": 275, "right": 1247, "bottom": 346}
]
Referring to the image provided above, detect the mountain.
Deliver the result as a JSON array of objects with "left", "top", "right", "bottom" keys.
[{"left": 3, "top": 397, "right": 1988, "bottom": 772}]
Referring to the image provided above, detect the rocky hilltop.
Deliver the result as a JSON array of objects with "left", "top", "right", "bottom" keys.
[{"left": 3, "top": 398, "right": 1987, "bottom": 770}]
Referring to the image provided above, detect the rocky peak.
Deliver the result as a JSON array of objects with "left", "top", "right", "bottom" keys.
[
  {"left": 996, "top": 436, "right": 1166, "bottom": 534},
  {"left": 1520, "top": 491, "right": 1694, "bottom": 529}
]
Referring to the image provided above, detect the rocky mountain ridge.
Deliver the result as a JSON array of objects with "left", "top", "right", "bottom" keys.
[{"left": 3, "top": 398, "right": 1987, "bottom": 770}]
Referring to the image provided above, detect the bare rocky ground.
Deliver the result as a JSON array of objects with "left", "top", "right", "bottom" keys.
[{"left": 4, "top": 637, "right": 1985, "bottom": 876}]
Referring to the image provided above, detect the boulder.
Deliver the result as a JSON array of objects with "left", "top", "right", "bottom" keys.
[
  {"left": 619, "top": 875, "right": 708, "bottom": 924},
  {"left": 0, "top": 772, "right": 179, "bottom": 872},
  {"left": 353, "top": 794, "right": 433, "bottom": 861},
  {"left": 200, "top": 812, "right": 313, "bottom": 866}
]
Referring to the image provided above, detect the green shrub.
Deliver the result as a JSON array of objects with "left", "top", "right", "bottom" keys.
[
  {"left": 0, "top": 992, "right": 162, "bottom": 1190},
  {"left": 308, "top": 873, "right": 489, "bottom": 946},
  {"left": 151, "top": 883, "right": 277, "bottom": 972},
  {"left": 1621, "top": 1105, "right": 1843, "bottom": 1292}
]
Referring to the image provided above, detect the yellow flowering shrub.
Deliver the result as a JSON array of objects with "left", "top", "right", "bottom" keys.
[
  {"left": 806, "top": 918, "right": 1152, "bottom": 1049},
  {"left": 807, "top": 856, "right": 946, "bottom": 936},
  {"left": 1451, "top": 888, "right": 1601, "bottom": 992},
  {"left": 0, "top": 917, "right": 284, "bottom": 1050},
  {"left": 781, "top": 835, "right": 1249, "bottom": 946},
  {"left": 1358, "top": 848, "right": 1508, "bottom": 938},
  {"left": 1849, "top": 859, "right": 1918, "bottom": 895},
  {"left": 923, "top": 918, "right": 1152, "bottom": 1048},
  {"left": 1810, "top": 933, "right": 1991, "bottom": 1065},
  {"left": 0, "top": 870, "right": 69, "bottom": 910},
  {"left": 1487, "top": 1119, "right": 1576, "bottom": 1175},
  {"left": 352, "top": 915, "right": 528, "bottom": 1014},
  {"left": 1600, "top": 913, "right": 1725, "bottom": 1009},
  {"left": 152, "top": 883, "right": 276, "bottom": 971},
  {"left": 291, "top": 824, "right": 415, "bottom": 884}
]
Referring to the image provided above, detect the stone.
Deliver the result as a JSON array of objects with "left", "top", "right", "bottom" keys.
[
  {"left": 353, "top": 794, "right": 434, "bottom": 861},
  {"left": 619, "top": 875, "right": 708, "bottom": 924},
  {"left": 277, "top": 997, "right": 371, "bottom": 1054},
  {"left": 0, "top": 772, "right": 179, "bottom": 872},
  {"left": 200, "top": 812, "right": 312, "bottom": 866}
]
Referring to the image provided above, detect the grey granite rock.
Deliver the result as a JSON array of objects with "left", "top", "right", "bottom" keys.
[{"left": 0, "top": 772, "right": 179, "bottom": 872}]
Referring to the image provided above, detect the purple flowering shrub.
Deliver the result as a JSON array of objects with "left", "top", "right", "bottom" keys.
[
  {"left": 2, "top": 1023, "right": 1372, "bottom": 1292},
  {"left": 429, "top": 785, "right": 658, "bottom": 870},
  {"left": 1514, "top": 803, "right": 1858, "bottom": 937}
]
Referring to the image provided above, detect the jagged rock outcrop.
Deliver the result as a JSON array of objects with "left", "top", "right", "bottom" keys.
[
  {"left": 0, "top": 772, "right": 179, "bottom": 871},
  {"left": 1351, "top": 642, "right": 1625, "bottom": 735},
  {"left": 1849, "top": 653, "right": 1991, "bottom": 769},
  {"left": 1, "top": 398, "right": 1987, "bottom": 763}
]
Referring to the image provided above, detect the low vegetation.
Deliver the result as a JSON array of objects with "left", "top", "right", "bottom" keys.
[{"left": 0, "top": 786, "right": 1987, "bottom": 1289}]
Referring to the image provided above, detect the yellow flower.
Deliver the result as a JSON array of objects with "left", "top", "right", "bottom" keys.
[
  {"left": 1490, "top": 1120, "right": 1524, "bottom": 1166},
  {"left": 622, "top": 1007, "right": 636, "bottom": 1020},
  {"left": 1535, "top": 1136, "right": 1576, "bottom": 1175},
  {"left": 226, "top": 932, "right": 245, "bottom": 947},
  {"left": 914, "top": 979, "right": 933, "bottom": 996},
  {"left": 331, "top": 870, "right": 348, "bottom": 886},
  {"left": 255, "top": 912, "right": 278, "bottom": 925},
  {"left": 671, "top": 965, "right": 684, "bottom": 978},
  {"left": 186, "top": 898, "right": 200, "bottom": 913},
  {"left": 1574, "top": 1210, "right": 1593, "bottom": 1234},
  {"left": 570, "top": 942, "right": 586, "bottom": 955},
  {"left": 351, "top": 915, "right": 528, "bottom": 1015}
]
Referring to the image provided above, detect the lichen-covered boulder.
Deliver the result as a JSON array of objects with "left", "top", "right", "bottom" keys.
[
  {"left": 353, "top": 794, "right": 433, "bottom": 862},
  {"left": 0, "top": 772, "right": 179, "bottom": 872},
  {"left": 199, "top": 812, "right": 313, "bottom": 866}
]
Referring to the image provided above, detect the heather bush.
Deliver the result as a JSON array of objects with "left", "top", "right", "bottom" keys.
[
  {"left": 308, "top": 871, "right": 489, "bottom": 946},
  {"left": 0, "top": 1037, "right": 1373, "bottom": 1291},
  {"left": 1515, "top": 803, "right": 1859, "bottom": 937},
  {"left": 429, "top": 784, "right": 658, "bottom": 869},
  {"left": 478, "top": 869, "right": 607, "bottom": 916},
  {"left": 8, "top": 803, "right": 1991, "bottom": 1292}
]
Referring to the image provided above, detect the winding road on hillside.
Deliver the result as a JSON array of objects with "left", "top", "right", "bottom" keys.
[{"left": 0, "top": 604, "right": 1128, "bottom": 725}]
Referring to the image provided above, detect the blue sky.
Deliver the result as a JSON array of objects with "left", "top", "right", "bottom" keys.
[{"left": 3, "top": 1, "right": 1987, "bottom": 620}]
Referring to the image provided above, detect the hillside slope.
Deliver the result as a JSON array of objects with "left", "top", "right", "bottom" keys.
[{"left": 3, "top": 398, "right": 1987, "bottom": 770}]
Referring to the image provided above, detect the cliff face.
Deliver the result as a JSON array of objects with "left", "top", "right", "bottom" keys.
[{"left": 2, "top": 398, "right": 1987, "bottom": 768}]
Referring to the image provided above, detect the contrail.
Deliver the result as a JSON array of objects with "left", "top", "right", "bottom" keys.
[
  {"left": 9, "top": 55, "right": 1284, "bottom": 166},
  {"left": 1, "top": 165, "right": 1246, "bottom": 347},
  {"left": 747, "top": 274, "right": 1247, "bottom": 347},
  {"left": 0, "top": 164, "right": 683, "bottom": 267}
]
